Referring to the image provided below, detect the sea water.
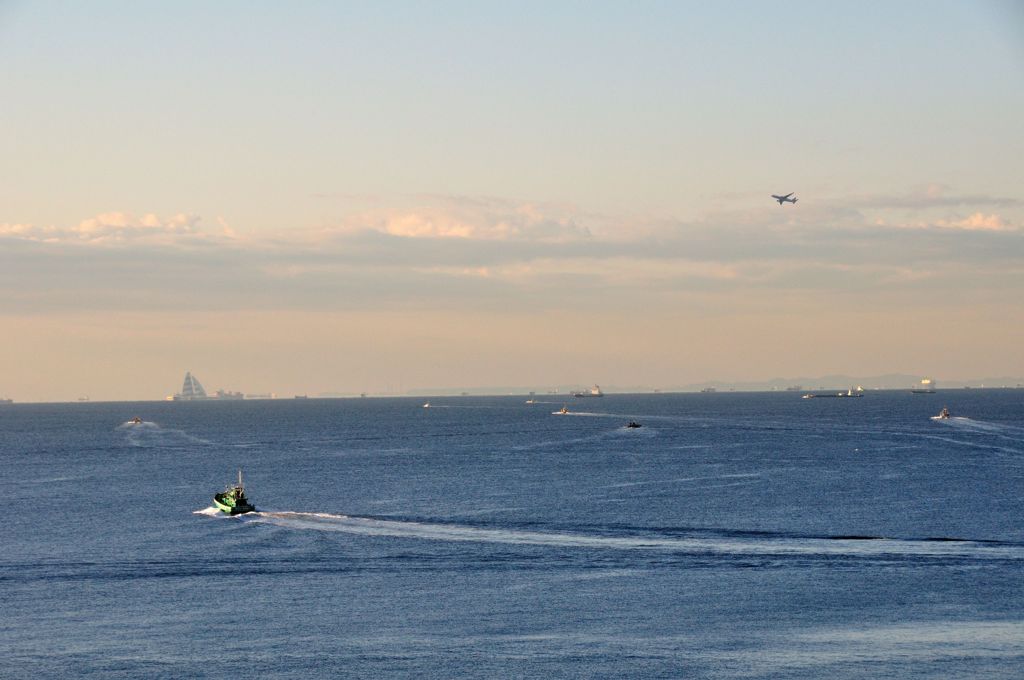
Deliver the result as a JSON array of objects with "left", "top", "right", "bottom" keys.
[{"left": 2, "top": 391, "right": 1022, "bottom": 678}]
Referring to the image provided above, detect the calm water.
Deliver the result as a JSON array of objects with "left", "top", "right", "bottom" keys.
[{"left": 2, "top": 391, "right": 1023, "bottom": 678}]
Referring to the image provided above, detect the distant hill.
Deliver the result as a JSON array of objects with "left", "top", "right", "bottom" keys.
[
  {"left": 682, "top": 375, "right": 1024, "bottom": 392},
  {"left": 354, "top": 375, "right": 1024, "bottom": 397}
]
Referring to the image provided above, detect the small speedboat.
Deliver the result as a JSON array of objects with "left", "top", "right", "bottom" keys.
[
  {"left": 625, "top": 421, "right": 642, "bottom": 429},
  {"left": 554, "top": 406, "right": 570, "bottom": 415},
  {"left": 129, "top": 416, "right": 143, "bottom": 424},
  {"left": 936, "top": 407, "right": 951, "bottom": 420},
  {"left": 423, "top": 402, "right": 431, "bottom": 408},
  {"left": 213, "top": 470, "right": 256, "bottom": 515}
]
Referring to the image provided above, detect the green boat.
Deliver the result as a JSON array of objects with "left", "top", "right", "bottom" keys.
[{"left": 213, "top": 470, "right": 256, "bottom": 515}]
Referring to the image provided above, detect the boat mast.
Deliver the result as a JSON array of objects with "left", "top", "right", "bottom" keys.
[{"left": 238, "top": 469, "right": 243, "bottom": 490}]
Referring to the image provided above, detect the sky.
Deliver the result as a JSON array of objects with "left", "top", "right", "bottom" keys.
[{"left": 1, "top": 1, "right": 1023, "bottom": 401}]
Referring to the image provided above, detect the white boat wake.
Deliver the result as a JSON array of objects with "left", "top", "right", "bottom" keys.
[
  {"left": 115, "top": 420, "right": 159, "bottom": 430},
  {"left": 241, "top": 511, "right": 1024, "bottom": 561},
  {"left": 930, "top": 416, "right": 1019, "bottom": 433},
  {"left": 121, "top": 423, "right": 213, "bottom": 447}
]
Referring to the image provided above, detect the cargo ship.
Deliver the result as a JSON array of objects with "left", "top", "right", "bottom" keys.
[{"left": 802, "top": 388, "right": 864, "bottom": 399}]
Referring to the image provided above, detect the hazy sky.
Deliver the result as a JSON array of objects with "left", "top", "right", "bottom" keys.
[{"left": 2, "top": 1, "right": 1023, "bottom": 400}]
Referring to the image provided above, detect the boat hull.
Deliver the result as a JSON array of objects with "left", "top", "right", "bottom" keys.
[{"left": 213, "top": 494, "right": 256, "bottom": 515}]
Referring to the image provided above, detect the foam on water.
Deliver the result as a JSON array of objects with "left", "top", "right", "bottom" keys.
[
  {"left": 512, "top": 426, "right": 654, "bottom": 451},
  {"left": 914, "top": 432, "right": 1024, "bottom": 455},
  {"left": 115, "top": 420, "right": 159, "bottom": 430},
  {"left": 121, "top": 423, "right": 214, "bottom": 448},
  {"left": 932, "top": 416, "right": 1009, "bottom": 432},
  {"left": 246, "top": 511, "right": 1024, "bottom": 560},
  {"left": 193, "top": 506, "right": 227, "bottom": 517},
  {"left": 604, "top": 473, "right": 762, "bottom": 489},
  {"left": 728, "top": 620, "right": 1024, "bottom": 671}
]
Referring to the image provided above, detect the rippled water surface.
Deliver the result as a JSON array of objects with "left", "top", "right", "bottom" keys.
[{"left": 2, "top": 391, "right": 1023, "bottom": 678}]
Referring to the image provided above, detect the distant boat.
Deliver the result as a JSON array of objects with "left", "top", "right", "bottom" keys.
[
  {"left": 803, "top": 388, "right": 863, "bottom": 399},
  {"left": 785, "top": 385, "right": 803, "bottom": 391},
  {"left": 912, "top": 378, "right": 937, "bottom": 394},
  {"left": 700, "top": 387, "right": 717, "bottom": 393},
  {"left": 423, "top": 402, "right": 431, "bottom": 408},
  {"left": 554, "top": 406, "right": 570, "bottom": 415},
  {"left": 0, "top": 397, "right": 12, "bottom": 405},
  {"left": 932, "top": 406, "right": 951, "bottom": 420},
  {"left": 625, "top": 421, "right": 642, "bottom": 429},
  {"left": 129, "top": 416, "right": 143, "bottom": 425},
  {"left": 213, "top": 470, "right": 256, "bottom": 516},
  {"left": 294, "top": 395, "right": 308, "bottom": 400},
  {"left": 572, "top": 385, "right": 604, "bottom": 397},
  {"left": 525, "top": 399, "right": 537, "bottom": 404}
]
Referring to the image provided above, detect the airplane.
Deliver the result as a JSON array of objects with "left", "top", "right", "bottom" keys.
[{"left": 772, "top": 192, "right": 798, "bottom": 205}]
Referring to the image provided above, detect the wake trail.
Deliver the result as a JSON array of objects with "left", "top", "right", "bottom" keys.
[
  {"left": 935, "top": 417, "right": 1011, "bottom": 431},
  {"left": 243, "top": 511, "right": 1024, "bottom": 561},
  {"left": 930, "top": 417, "right": 1024, "bottom": 446},
  {"left": 911, "top": 432, "right": 1024, "bottom": 455},
  {"left": 121, "top": 423, "right": 214, "bottom": 447},
  {"left": 551, "top": 411, "right": 669, "bottom": 420},
  {"left": 513, "top": 427, "right": 656, "bottom": 451}
]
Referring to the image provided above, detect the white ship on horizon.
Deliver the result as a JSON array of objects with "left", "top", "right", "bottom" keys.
[
  {"left": 912, "top": 378, "right": 937, "bottom": 394},
  {"left": 171, "top": 372, "right": 246, "bottom": 401},
  {"left": 173, "top": 371, "right": 208, "bottom": 401}
]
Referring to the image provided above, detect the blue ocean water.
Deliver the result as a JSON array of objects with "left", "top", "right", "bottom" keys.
[{"left": 2, "top": 391, "right": 1023, "bottom": 678}]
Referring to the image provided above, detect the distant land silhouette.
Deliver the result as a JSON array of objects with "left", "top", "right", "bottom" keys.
[{"left": 383, "top": 375, "right": 1024, "bottom": 397}]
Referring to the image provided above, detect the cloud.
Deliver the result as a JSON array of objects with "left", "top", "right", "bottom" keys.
[
  {"left": 326, "top": 196, "right": 593, "bottom": 242},
  {"left": 1, "top": 211, "right": 213, "bottom": 245},
  {"left": 0, "top": 223, "right": 45, "bottom": 238},
  {"left": 1, "top": 192, "right": 1023, "bottom": 316},
  {"left": 934, "top": 212, "right": 1015, "bottom": 232},
  {"left": 838, "top": 186, "right": 1020, "bottom": 210}
]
